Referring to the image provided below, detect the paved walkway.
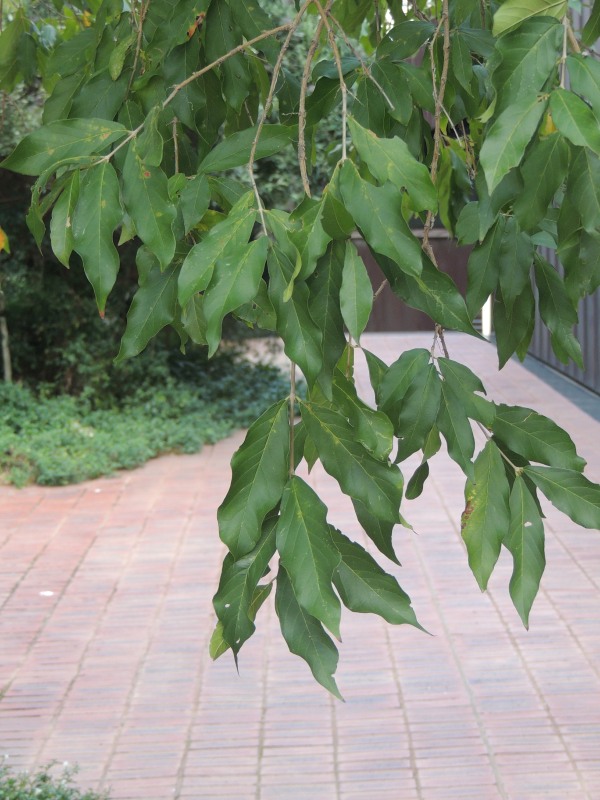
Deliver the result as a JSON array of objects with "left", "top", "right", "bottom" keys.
[{"left": 1, "top": 333, "right": 600, "bottom": 800}]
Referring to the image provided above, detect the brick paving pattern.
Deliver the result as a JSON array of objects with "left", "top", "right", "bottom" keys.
[{"left": 1, "top": 333, "right": 599, "bottom": 800}]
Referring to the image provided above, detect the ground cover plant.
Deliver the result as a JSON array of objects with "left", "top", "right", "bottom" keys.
[
  {"left": 0, "top": 760, "right": 111, "bottom": 800},
  {"left": 1, "top": 0, "right": 600, "bottom": 697}
]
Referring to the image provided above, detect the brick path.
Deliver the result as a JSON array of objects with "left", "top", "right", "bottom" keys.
[{"left": 1, "top": 333, "right": 599, "bottom": 800}]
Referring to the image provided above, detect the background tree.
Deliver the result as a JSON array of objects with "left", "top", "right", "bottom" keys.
[{"left": 2, "top": 0, "right": 600, "bottom": 696}]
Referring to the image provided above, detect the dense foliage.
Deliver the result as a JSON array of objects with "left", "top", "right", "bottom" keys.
[
  {"left": 2, "top": 0, "right": 600, "bottom": 696},
  {"left": 0, "top": 761, "right": 110, "bottom": 800}
]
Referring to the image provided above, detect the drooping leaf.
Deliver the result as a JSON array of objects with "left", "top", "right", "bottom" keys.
[
  {"left": 72, "top": 162, "right": 123, "bottom": 313},
  {"left": 347, "top": 116, "right": 437, "bottom": 212},
  {"left": 352, "top": 499, "right": 400, "bottom": 565},
  {"left": 466, "top": 216, "right": 505, "bottom": 317},
  {"left": 379, "top": 348, "right": 431, "bottom": 422},
  {"left": 505, "top": 476, "right": 545, "bottom": 628},
  {"left": 565, "top": 147, "right": 600, "bottom": 235},
  {"left": 330, "top": 528, "right": 422, "bottom": 628},
  {"left": 116, "top": 263, "right": 179, "bottom": 361},
  {"left": 493, "top": 280, "right": 536, "bottom": 368},
  {"left": 300, "top": 400, "right": 403, "bottom": 524},
  {"left": 437, "top": 380, "right": 476, "bottom": 480},
  {"left": 406, "top": 461, "right": 430, "bottom": 500},
  {"left": 50, "top": 170, "right": 80, "bottom": 268},
  {"left": 339, "top": 240, "right": 373, "bottom": 342},
  {"left": 178, "top": 192, "right": 256, "bottom": 307},
  {"left": 437, "top": 358, "right": 496, "bottom": 427},
  {"left": 497, "top": 217, "right": 534, "bottom": 312},
  {"left": 267, "top": 243, "right": 323, "bottom": 388},
  {"left": 513, "top": 134, "right": 569, "bottom": 231},
  {"left": 204, "top": 0, "right": 251, "bottom": 111},
  {"left": 332, "top": 368, "right": 394, "bottom": 461},
  {"left": 493, "top": 403, "right": 586, "bottom": 472},
  {"left": 461, "top": 440, "right": 511, "bottom": 590},
  {"left": 549, "top": 88, "right": 600, "bottom": 155},
  {"left": 492, "top": 0, "right": 567, "bottom": 36},
  {"left": 534, "top": 254, "right": 584, "bottom": 368},
  {"left": 122, "top": 141, "right": 176, "bottom": 269},
  {"left": 275, "top": 566, "right": 342, "bottom": 700},
  {"left": 1, "top": 118, "right": 127, "bottom": 176},
  {"left": 198, "top": 124, "right": 295, "bottom": 173},
  {"left": 395, "top": 364, "right": 442, "bottom": 461},
  {"left": 338, "top": 160, "right": 423, "bottom": 277},
  {"left": 217, "top": 399, "right": 290, "bottom": 560},
  {"left": 276, "top": 477, "right": 342, "bottom": 638},
  {"left": 525, "top": 467, "right": 600, "bottom": 529},
  {"left": 567, "top": 54, "right": 600, "bottom": 118},
  {"left": 204, "top": 236, "right": 268, "bottom": 355},
  {"left": 582, "top": 0, "right": 600, "bottom": 45},
  {"left": 180, "top": 174, "right": 211, "bottom": 234},
  {"left": 480, "top": 95, "right": 547, "bottom": 193},
  {"left": 213, "top": 518, "right": 277, "bottom": 656}
]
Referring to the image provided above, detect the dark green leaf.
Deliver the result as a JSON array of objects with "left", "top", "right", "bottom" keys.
[
  {"left": 72, "top": 162, "right": 123, "bottom": 313},
  {"left": 493, "top": 281, "right": 535, "bottom": 368},
  {"left": 180, "top": 174, "right": 211, "bottom": 235},
  {"left": 505, "top": 477, "right": 545, "bottom": 628},
  {"left": 493, "top": 403, "right": 586, "bottom": 471},
  {"left": 567, "top": 54, "right": 600, "bottom": 118},
  {"left": 276, "top": 477, "right": 342, "bottom": 638},
  {"left": 275, "top": 566, "right": 342, "bottom": 699},
  {"left": 566, "top": 147, "right": 600, "bottom": 235},
  {"left": 330, "top": 528, "right": 422, "bottom": 628},
  {"left": 217, "top": 399, "right": 290, "bottom": 560},
  {"left": 461, "top": 440, "right": 511, "bottom": 590},
  {"left": 534, "top": 254, "right": 583, "bottom": 368},
  {"left": 582, "top": 0, "right": 600, "bottom": 45},
  {"left": 379, "top": 348, "right": 431, "bottom": 422},
  {"left": 524, "top": 466, "right": 600, "bottom": 529},
  {"left": 437, "top": 381, "right": 476, "bottom": 480},
  {"left": 513, "top": 134, "right": 569, "bottom": 231},
  {"left": 549, "top": 88, "right": 600, "bottom": 154},
  {"left": 395, "top": 364, "right": 442, "bottom": 461},
  {"left": 300, "top": 400, "right": 403, "bottom": 524},
  {"left": 332, "top": 369, "right": 394, "bottom": 461},
  {"left": 198, "top": 125, "right": 294, "bottom": 173},
  {"left": 352, "top": 499, "right": 400, "bottom": 565},
  {"left": 340, "top": 240, "right": 373, "bottom": 342},
  {"left": 497, "top": 218, "right": 534, "bottom": 312},
  {"left": 50, "top": 170, "right": 80, "bottom": 268},
  {"left": 437, "top": 358, "right": 496, "bottom": 426},
  {"left": 466, "top": 217, "right": 505, "bottom": 317},
  {"left": 406, "top": 461, "right": 430, "bottom": 500}
]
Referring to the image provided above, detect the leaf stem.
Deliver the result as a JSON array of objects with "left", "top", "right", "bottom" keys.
[
  {"left": 312, "top": 1, "right": 348, "bottom": 160},
  {"left": 560, "top": 14, "right": 569, "bottom": 89}
]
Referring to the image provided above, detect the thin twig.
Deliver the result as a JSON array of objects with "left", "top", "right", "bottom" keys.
[
  {"left": 248, "top": 1, "right": 313, "bottom": 231},
  {"left": 172, "top": 116, "right": 179, "bottom": 174},
  {"left": 560, "top": 14, "right": 569, "bottom": 88},
  {"left": 127, "top": 0, "right": 150, "bottom": 96},
  {"left": 567, "top": 19, "right": 581, "bottom": 53},
  {"left": 312, "top": 0, "right": 348, "bottom": 159},
  {"left": 373, "top": 278, "right": 388, "bottom": 300},
  {"left": 374, "top": 0, "right": 381, "bottom": 44},
  {"left": 298, "top": 8, "right": 329, "bottom": 196}
]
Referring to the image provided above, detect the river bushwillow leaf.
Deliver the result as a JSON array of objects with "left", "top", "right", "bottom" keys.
[
  {"left": 276, "top": 477, "right": 342, "bottom": 638},
  {"left": 275, "top": 566, "right": 342, "bottom": 699},
  {"left": 300, "top": 400, "right": 404, "bottom": 525},
  {"left": 505, "top": 477, "right": 545, "bottom": 629},
  {"left": 218, "top": 399, "right": 289, "bottom": 560},
  {"left": 461, "top": 440, "right": 511, "bottom": 591},
  {"left": 213, "top": 518, "right": 277, "bottom": 657},
  {"left": 6, "top": 0, "right": 600, "bottom": 696}
]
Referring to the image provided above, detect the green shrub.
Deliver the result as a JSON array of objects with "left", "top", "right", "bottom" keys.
[{"left": 0, "top": 761, "right": 110, "bottom": 800}]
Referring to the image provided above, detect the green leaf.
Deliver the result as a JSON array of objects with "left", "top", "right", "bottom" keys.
[
  {"left": 213, "top": 519, "right": 276, "bottom": 656},
  {"left": 395, "top": 364, "right": 442, "bottom": 461},
  {"left": 276, "top": 477, "right": 342, "bottom": 638},
  {"left": 370, "top": 61, "right": 413, "bottom": 125},
  {"left": 565, "top": 147, "right": 600, "bottom": 235},
  {"left": 549, "top": 88, "right": 600, "bottom": 155},
  {"left": 307, "top": 241, "right": 346, "bottom": 398},
  {"left": 491, "top": 18, "right": 562, "bottom": 116},
  {"left": 381, "top": 253, "right": 480, "bottom": 336},
  {"left": 480, "top": 96, "right": 547, "bottom": 193},
  {"left": 513, "top": 134, "right": 569, "bottom": 231},
  {"left": 122, "top": 142, "right": 176, "bottom": 269},
  {"left": 534, "top": 254, "right": 583, "bottom": 368},
  {"left": 204, "top": 236, "right": 268, "bottom": 356},
  {"left": 493, "top": 403, "right": 586, "bottom": 471},
  {"left": 338, "top": 160, "right": 423, "bottom": 277},
  {"left": 437, "top": 381, "right": 476, "bottom": 480},
  {"left": 377, "top": 20, "right": 435, "bottom": 60},
  {"left": 198, "top": 124, "right": 294, "bottom": 173},
  {"left": 330, "top": 528, "right": 422, "bottom": 628},
  {"left": 180, "top": 174, "right": 211, "bottom": 235},
  {"left": 466, "top": 217, "right": 505, "bottom": 317},
  {"left": 492, "top": 0, "right": 567, "bottom": 36},
  {"left": 497, "top": 218, "right": 534, "bottom": 312},
  {"left": 300, "top": 400, "right": 403, "bottom": 524},
  {"left": 461, "top": 440, "right": 511, "bottom": 590},
  {"left": 72, "top": 162, "right": 123, "bottom": 313},
  {"left": 267, "top": 244, "right": 323, "bottom": 387},
  {"left": 406, "top": 461, "right": 430, "bottom": 500},
  {"left": 178, "top": 192, "right": 256, "bottom": 307},
  {"left": 352, "top": 500, "right": 400, "bottom": 565},
  {"left": 275, "top": 566, "right": 342, "bottom": 699},
  {"left": 347, "top": 116, "right": 437, "bottom": 212},
  {"left": 505, "top": 477, "right": 545, "bottom": 628},
  {"left": 332, "top": 369, "right": 394, "bottom": 461},
  {"left": 1, "top": 119, "right": 127, "bottom": 176},
  {"left": 493, "top": 281, "right": 535, "bottom": 368},
  {"left": 567, "top": 55, "right": 600, "bottom": 118},
  {"left": 50, "top": 170, "right": 80, "bottom": 268},
  {"left": 217, "top": 399, "right": 290, "bottom": 560},
  {"left": 524, "top": 466, "right": 600, "bottom": 529},
  {"left": 340, "top": 240, "right": 373, "bottom": 342},
  {"left": 437, "top": 358, "right": 496, "bottom": 426},
  {"left": 0, "top": 9, "right": 27, "bottom": 91},
  {"left": 205, "top": 0, "right": 251, "bottom": 111},
  {"left": 582, "top": 0, "right": 600, "bottom": 45},
  {"left": 181, "top": 296, "right": 207, "bottom": 345},
  {"left": 379, "top": 348, "right": 431, "bottom": 422},
  {"left": 116, "top": 263, "right": 179, "bottom": 361}
]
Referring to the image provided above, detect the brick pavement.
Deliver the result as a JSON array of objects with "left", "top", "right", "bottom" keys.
[{"left": 1, "top": 333, "right": 599, "bottom": 800}]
